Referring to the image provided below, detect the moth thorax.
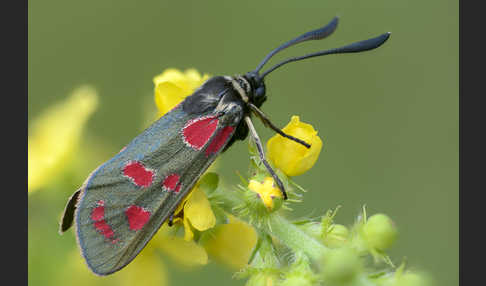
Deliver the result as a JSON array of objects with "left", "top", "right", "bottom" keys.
[
  {"left": 228, "top": 75, "right": 251, "bottom": 103},
  {"left": 216, "top": 101, "right": 244, "bottom": 126}
]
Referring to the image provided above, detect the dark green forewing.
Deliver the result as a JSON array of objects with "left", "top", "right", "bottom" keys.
[{"left": 61, "top": 87, "right": 244, "bottom": 275}]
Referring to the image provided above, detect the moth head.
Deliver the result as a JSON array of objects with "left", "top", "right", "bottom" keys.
[{"left": 243, "top": 71, "right": 267, "bottom": 108}]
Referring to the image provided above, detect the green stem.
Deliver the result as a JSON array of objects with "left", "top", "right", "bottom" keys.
[{"left": 267, "top": 214, "right": 328, "bottom": 263}]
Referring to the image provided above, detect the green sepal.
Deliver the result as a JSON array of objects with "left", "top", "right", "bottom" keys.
[
  {"left": 212, "top": 205, "right": 230, "bottom": 225},
  {"left": 321, "top": 205, "right": 342, "bottom": 236},
  {"left": 198, "top": 172, "right": 219, "bottom": 196}
]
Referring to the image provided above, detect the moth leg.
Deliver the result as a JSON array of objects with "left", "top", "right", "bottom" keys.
[
  {"left": 59, "top": 189, "right": 81, "bottom": 234},
  {"left": 215, "top": 111, "right": 225, "bottom": 118},
  {"left": 244, "top": 116, "right": 288, "bottom": 200},
  {"left": 248, "top": 103, "right": 311, "bottom": 149},
  {"left": 168, "top": 212, "right": 175, "bottom": 227}
]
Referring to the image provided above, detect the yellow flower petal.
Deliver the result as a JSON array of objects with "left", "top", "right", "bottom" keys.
[
  {"left": 168, "top": 183, "right": 216, "bottom": 241},
  {"left": 203, "top": 215, "right": 257, "bottom": 270},
  {"left": 155, "top": 232, "right": 208, "bottom": 267},
  {"left": 182, "top": 68, "right": 211, "bottom": 91},
  {"left": 154, "top": 82, "right": 185, "bottom": 116},
  {"left": 184, "top": 187, "right": 216, "bottom": 232},
  {"left": 183, "top": 216, "right": 194, "bottom": 241},
  {"left": 153, "top": 68, "right": 186, "bottom": 87},
  {"left": 116, "top": 248, "right": 168, "bottom": 286},
  {"left": 267, "top": 116, "right": 323, "bottom": 176},
  {"left": 28, "top": 86, "right": 98, "bottom": 193},
  {"left": 248, "top": 177, "right": 282, "bottom": 210},
  {"left": 153, "top": 68, "right": 211, "bottom": 116}
]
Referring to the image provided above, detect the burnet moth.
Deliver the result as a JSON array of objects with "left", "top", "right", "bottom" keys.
[{"left": 60, "top": 17, "right": 390, "bottom": 275}]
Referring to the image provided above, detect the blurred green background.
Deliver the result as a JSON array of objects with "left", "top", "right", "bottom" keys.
[{"left": 28, "top": 0, "right": 458, "bottom": 286}]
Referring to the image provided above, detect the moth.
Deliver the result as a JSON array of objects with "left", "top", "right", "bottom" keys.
[{"left": 60, "top": 17, "right": 390, "bottom": 275}]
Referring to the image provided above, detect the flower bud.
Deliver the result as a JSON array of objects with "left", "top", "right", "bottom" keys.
[
  {"left": 321, "top": 248, "right": 362, "bottom": 285},
  {"left": 267, "top": 116, "right": 323, "bottom": 177},
  {"left": 280, "top": 275, "right": 313, "bottom": 286},
  {"left": 362, "top": 214, "right": 397, "bottom": 251},
  {"left": 323, "top": 224, "right": 349, "bottom": 248},
  {"left": 245, "top": 271, "right": 280, "bottom": 286},
  {"left": 298, "top": 222, "right": 321, "bottom": 240},
  {"left": 395, "top": 272, "right": 433, "bottom": 286},
  {"left": 281, "top": 254, "right": 317, "bottom": 286}
]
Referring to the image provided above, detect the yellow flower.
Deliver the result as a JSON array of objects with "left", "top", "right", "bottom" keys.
[
  {"left": 153, "top": 68, "right": 211, "bottom": 116},
  {"left": 115, "top": 248, "right": 168, "bottom": 286},
  {"left": 172, "top": 186, "right": 216, "bottom": 241},
  {"left": 152, "top": 224, "right": 209, "bottom": 267},
  {"left": 203, "top": 215, "right": 258, "bottom": 270},
  {"left": 144, "top": 186, "right": 213, "bottom": 269},
  {"left": 248, "top": 177, "right": 283, "bottom": 211},
  {"left": 267, "top": 116, "right": 323, "bottom": 177},
  {"left": 28, "top": 86, "right": 98, "bottom": 193}
]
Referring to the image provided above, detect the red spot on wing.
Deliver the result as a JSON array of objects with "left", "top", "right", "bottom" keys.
[
  {"left": 205, "top": 126, "right": 235, "bottom": 156},
  {"left": 91, "top": 200, "right": 105, "bottom": 221},
  {"left": 183, "top": 116, "right": 219, "bottom": 150},
  {"left": 125, "top": 205, "right": 151, "bottom": 231},
  {"left": 94, "top": 221, "right": 115, "bottom": 239},
  {"left": 91, "top": 200, "right": 116, "bottom": 241},
  {"left": 163, "top": 174, "right": 181, "bottom": 192},
  {"left": 123, "top": 161, "right": 154, "bottom": 187}
]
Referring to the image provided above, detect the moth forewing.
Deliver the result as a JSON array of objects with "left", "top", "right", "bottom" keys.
[{"left": 67, "top": 83, "right": 245, "bottom": 275}]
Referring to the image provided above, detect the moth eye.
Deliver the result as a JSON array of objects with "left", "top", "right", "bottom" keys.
[
  {"left": 256, "top": 86, "right": 265, "bottom": 98},
  {"left": 254, "top": 86, "right": 267, "bottom": 107}
]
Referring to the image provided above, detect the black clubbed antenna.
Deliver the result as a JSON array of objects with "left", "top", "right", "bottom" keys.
[
  {"left": 261, "top": 32, "right": 391, "bottom": 79},
  {"left": 253, "top": 17, "right": 339, "bottom": 74}
]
